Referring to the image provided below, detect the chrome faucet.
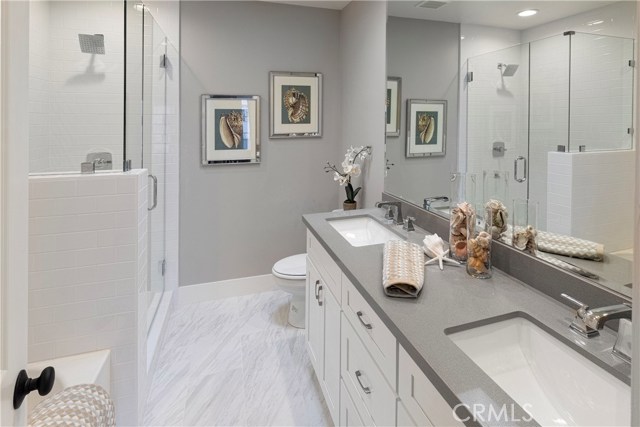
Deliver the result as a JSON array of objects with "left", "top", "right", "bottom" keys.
[
  {"left": 561, "top": 293, "right": 632, "bottom": 338},
  {"left": 376, "top": 201, "right": 403, "bottom": 225},
  {"left": 423, "top": 196, "right": 449, "bottom": 211}
]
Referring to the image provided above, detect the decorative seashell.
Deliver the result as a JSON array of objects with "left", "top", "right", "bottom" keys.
[
  {"left": 513, "top": 225, "right": 537, "bottom": 254},
  {"left": 454, "top": 241, "right": 467, "bottom": 259},
  {"left": 283, "top": 88, "right": 309, "bottom": 123},
  {"left": 485, "top": 199, "right": 508, "bottom": 239},
  {"left": 417, "top": 113, "right": 434, "bottom": 144},
  {"left": 449, "top": 202, "right": 475, "bottom": 261},
  {"left": 219, "top": 111, "right": 243, "bottom": 149},
  {"left": 423, "top": 234, "right": 447, "bottom": 258}
]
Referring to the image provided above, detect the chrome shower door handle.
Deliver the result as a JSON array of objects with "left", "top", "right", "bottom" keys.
[
  {"left": 148, "top": 174, "right": 158, "bottom": 211},
  {"left": 514, "top": 156, "right": 527, "bottom": 183}
]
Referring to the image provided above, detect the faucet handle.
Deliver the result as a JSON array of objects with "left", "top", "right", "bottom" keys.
[
  {"left": 403, "top": 216, "right": 415, "bottom": 231},
  {"left": 385, "top": 206, "right": 395, "bottom": 221},
  {"left": 561, "top": 293, "right": 589, "bottom": 310},
  {"left": 561, "top": 293, "right": 600, "bottom": 338}
]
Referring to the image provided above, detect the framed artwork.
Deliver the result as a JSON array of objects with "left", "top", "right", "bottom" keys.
[
  {"left": 270, "top": 71, "right": 322, "bottom": 138},
  {"left": 386, "top": 77, "right": 401, "bottom": 137},
  {"left": 201, "top": 95, "right": 260, "bottom": 165},
  {"left": 406, "top": 99, "right": 446, "bottom": 158}
]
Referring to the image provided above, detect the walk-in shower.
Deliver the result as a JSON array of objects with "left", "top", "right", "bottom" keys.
[{"left": 29, "top": 0, "right": 179, "bottom": 370}]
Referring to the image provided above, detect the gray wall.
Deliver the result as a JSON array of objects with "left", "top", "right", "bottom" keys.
[
  {"left": 179, "top": 1, "right": 342, "bottom": 285},
  {"left": 340, "top": 1, "right": 387, "bottom": 208},
  {"left": 384, "top": 17, "right": 460, "bottom": 207}
]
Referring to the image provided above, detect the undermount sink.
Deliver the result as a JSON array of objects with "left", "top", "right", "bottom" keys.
[
  {"left": 447, "top": 315, "right": 630, "bottom": 426},
  {"left": 328, "top": 216, "right": 402, "bottom": 247}
]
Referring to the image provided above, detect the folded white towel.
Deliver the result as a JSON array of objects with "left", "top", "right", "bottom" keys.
[{"left": 383, "top": 240, "right": 425, "bottom": 298}]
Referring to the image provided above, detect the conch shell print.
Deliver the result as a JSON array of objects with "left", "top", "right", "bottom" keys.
[
  {"left": 417, "top": 113, "right": 435, "bottom": 144},
  {"left": 283, "top": 88, "right": 309, "bottom": 123},
  {"left": 219, "top": 111, "right": 243, "bottom": 149}
]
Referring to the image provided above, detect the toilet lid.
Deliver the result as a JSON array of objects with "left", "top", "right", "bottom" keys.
[{"left": 273, "top": 254, "right": 307, "bottom": 277}]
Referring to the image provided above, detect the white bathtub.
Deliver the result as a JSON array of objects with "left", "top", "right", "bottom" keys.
[{"left": 27, "top": 350, "right": 111, "bottom": 411}]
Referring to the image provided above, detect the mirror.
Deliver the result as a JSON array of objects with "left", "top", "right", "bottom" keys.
[{"left": 384, "top": 1, "right": 636, "bottom": 297}]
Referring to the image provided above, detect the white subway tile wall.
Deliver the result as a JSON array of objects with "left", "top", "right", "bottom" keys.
[
  {"left": 28, "top": 171, "right": 148, "bottom": 425},
  {"left": 466, "top": 43, "right": 529, "bottom": 204},
  {"left": 29, "top": 1, "right": 125, "bottom": 174},
  {"left": 528, "top": 34, "right": 570, "bottom": 230},
  {"left": 547, "top": 151, "right": 634, "bottom": 252}
]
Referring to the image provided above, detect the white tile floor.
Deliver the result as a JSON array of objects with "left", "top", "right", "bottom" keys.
[{"left": 143, "top": 290, "right": 332, "bottom": 426}]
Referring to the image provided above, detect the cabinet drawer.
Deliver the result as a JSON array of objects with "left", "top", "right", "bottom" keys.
[
  {"left": 340, "top": 380, "right": 371, "bottom": 427},
  {"left": 341, "top": 313, "right": 396, "bottom": 427},
  {"left": 398, "top": 346, "right": 463, "bottom": 427},
  {"left": 307, "top": 231, "right": 341, "bottom": 302},
  {"left": 342, "top": 274, "right": 396, "bottom": 386},
  {"left": 398, "top": 400, "right": 429, "bottom": 427}
]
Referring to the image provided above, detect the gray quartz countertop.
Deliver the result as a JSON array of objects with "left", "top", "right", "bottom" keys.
[{"left": 302, "top": 208, "right": 631, "bottom": 427}]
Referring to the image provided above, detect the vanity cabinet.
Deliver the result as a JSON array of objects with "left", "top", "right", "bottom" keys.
[
  {"left": 341, "top": 312, "right": 396, "bottom": 426},
  {"left": 306, "top": 231, "right": 460, "bottom": 427},
  {"left": 306, "top": 232, "right": 342, "bottom": 424},
  {"left": 398, "top": 346, "right": 464, "bottom": 427}
]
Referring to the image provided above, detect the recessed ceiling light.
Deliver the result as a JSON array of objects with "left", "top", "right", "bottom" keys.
[
  {"left": 460, "top": 36, "right": 465, "bottom": 40},
  {"left": 518, "top": 9, "right": 538, "bottom": 17},
  {"left": 587, "top": 20, "right": 604, "bottom": 26}
]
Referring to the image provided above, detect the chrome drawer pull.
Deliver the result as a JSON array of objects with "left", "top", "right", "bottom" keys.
[
  {"left": 314, "top": 280, "right": 320, "bottom": 300},
  {"left": 355, "top": 370, "right": 371, "bottom": 394},
  {"left": 317, "top": 285, "right": 323, "bottom": 306},
  {"left": 356, "top": 311, "right": 373, "bottom": 329}
]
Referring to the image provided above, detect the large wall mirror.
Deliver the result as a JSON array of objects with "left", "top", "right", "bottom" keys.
[{"left": 384, "top": 1, "right": 636, "bottom": 298}]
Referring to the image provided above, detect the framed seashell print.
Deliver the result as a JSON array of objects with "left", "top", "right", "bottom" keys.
[
  {"left": 386, "top": 77, "right": 401, "bottom": 137},
  {"left": 269, "top": 71, "right": 322, "bottom": 138},
  {"left": 201, "top": 95, "right": 260, "bottom": 165},
  {"left": 406, "top": 99, "right": 446, "bottom": 158}
]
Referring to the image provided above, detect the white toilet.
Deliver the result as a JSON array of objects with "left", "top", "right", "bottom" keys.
[{"left": 272, "top": 254, "right": 307, "bottom": 328}]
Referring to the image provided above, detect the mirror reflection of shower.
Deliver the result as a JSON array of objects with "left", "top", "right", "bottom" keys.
[
  {"left": 496, "top": 62, "right": 519, "bottom": 96},
  {"left": 68, "top": 33, "right": 106, "bottom": 85}
]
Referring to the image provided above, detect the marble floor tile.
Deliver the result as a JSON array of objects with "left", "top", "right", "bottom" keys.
[{"left": 144, "top": 290, "right": 332, "bottom": 427}]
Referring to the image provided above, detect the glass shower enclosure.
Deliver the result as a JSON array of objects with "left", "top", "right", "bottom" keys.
[
  {"left": 126, "top": 2, "right": 179, "bottom": 345},
  {"left": 465, "top": 32, "right": 634, "bottom": 230}
]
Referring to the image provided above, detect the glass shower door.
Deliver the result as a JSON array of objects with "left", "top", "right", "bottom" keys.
[
  {"left": 144, "top": 11, "right": 167, "bottom": 335},
  {"left": 466, "top": 43, "right": 530, "bottom": 205}
]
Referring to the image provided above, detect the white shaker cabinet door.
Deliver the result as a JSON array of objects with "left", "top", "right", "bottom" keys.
[
  {"left": 306, "top": 259, "right": 325, "bottom": 378},
  {"left": 323, "top": 285, "right": 341, "bottom": 423}
]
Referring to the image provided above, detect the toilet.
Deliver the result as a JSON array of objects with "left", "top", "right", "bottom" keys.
[{"left": 272, "top": 254, "right": 307, "bottom": 328}]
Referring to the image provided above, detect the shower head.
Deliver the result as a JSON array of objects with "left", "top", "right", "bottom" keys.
[
  {"left": 78, "top": 34, "right": 105, "bottom": 55},
  {"left": 497, "top": 63, "right": 519, "bottom": 77}
]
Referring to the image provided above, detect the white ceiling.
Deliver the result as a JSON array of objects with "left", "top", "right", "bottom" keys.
[
  {"left": 387, "top": 1, "right": 620, "bottom": 30},
  {"left": 262, "top": 0, "right": 624, "bottom": 30},
  {"left": 259, "top": 0, "right": 352, "bottom": 10}
]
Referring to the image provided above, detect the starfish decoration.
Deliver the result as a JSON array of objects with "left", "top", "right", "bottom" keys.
[{"left": 423, "top": 234, "right": 462, "bottom": 271}]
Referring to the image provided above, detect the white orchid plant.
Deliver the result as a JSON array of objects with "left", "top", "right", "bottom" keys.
[{"left": 324, "top": 146, "right": 372, "bottom": 203}]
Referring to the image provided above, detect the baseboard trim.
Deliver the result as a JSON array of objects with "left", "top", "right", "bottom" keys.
[{"left": 177, "top": 274, "right": 278, "bottom": 308}]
